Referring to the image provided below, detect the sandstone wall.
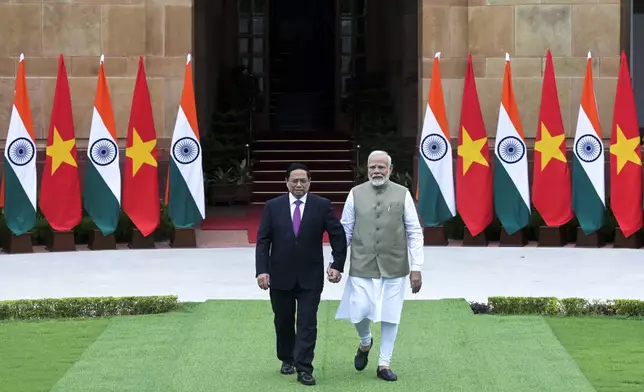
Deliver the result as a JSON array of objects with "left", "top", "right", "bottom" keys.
[
  {"left": 0, "top": 0, "right": 624, "bottom": 148},
  {"left": 420, "top": 0, "right": 622, "bottom": 142},
  {"left": 0, "top": 0, "right": 193, "bottom": 149}
]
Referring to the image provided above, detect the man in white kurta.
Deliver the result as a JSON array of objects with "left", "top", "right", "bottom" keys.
[{"left": 331, "top": 150, "right": 424, "bottom": 382}]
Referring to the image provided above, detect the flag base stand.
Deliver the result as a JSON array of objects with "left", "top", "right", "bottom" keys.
[
  {"left": 88, "top": 230, "right": 116, "bottom": 250},
  {"left": 613, "top": 227, "right": 643, "bottom": 249},
  {"left": 575, "top": 228, "right": 604, "bottom": 248},
  {"left": 538, "top": 226, "right": 566, "bottom": 247},
  {"left": 499, "top": 227, "right": 527, "bottom": 247},
  {"left": 423, "top": 226, "right": 447, "bottom": 246},
  {"left": 170, "top": 227, "right": 197, "bottom": 248},
  {"left": 128, "top": 229, "right": 155, "bottom": 249},
  {"left": 463, "top": 228, "right": 488, "bottom": 246},
  {"left": 46, "top": 230, "right": 76, "bottom": 252},
  {"left": 4, "top": 233, "right": 33, "bottom": 254}
]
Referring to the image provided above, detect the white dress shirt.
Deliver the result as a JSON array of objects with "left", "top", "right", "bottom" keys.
[{"left": 289, "top": 192, "right": 307, "bottom": 221}]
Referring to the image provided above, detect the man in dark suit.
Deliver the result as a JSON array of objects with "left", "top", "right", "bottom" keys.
[{"left": 256, "top": 162, "right": 347, "bottom": 386}]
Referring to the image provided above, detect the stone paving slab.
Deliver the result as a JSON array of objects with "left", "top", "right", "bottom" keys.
[{"left": 1, "top": 246, "right": 643, "bottom": 303}]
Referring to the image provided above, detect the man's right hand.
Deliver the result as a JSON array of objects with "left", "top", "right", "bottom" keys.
[{"left": 257, "top": 273, "right": 270, "bottom": 290}]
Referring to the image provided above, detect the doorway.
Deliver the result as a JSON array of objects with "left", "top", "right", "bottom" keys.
[{"left": 269, "top": 0, "right": 336, "bottom": 132}]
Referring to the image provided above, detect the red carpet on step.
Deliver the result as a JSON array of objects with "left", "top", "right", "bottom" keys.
[{"left": 201, "top": 205, "right": 344, "bottom": 244}]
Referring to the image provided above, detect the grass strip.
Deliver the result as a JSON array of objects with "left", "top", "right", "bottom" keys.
[
  {"left": 48, "top": 299, "right": 595, "bottom": 391},
  {"left": 546, "top": 316, "right": 644, "bottom": 392},
  {"left": 0, "top": 318, "right": 109, "bottom": 392},
  {"left": 50, "top": 303, "right": 201, "bottom": 392}
]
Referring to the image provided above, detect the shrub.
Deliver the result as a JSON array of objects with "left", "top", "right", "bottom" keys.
[
  {"left": 487, "top": 296, "right": 562, "bottom": 316},
  {"left": 0, "top": 295, "right": 179, "bottom": 321},
  {"left": 0, "top": 201, "right": 174, "bottom": 246},
  {"left": 613, "top": 299, "right": 644, "bottom": 317},
  {"left": 471, "top": 296, "right": 644, "bottom": 317},
  {"left": 469, "top": 302, "right": 491, "bottom": 314}
]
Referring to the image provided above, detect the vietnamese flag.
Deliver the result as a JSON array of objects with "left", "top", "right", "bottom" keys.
[
  {"left": 609, "top": 51, "right": 642, "bottom": 238},
  {"left": 122, "top": 57, "right": 160, "bottom": 237},
  {"left": 39, "top": 55, "right": 81, "bottom": 231},
  {"left": 456, "top": 54, "right": 493, "bottom": 236},
  {"left": 532, "top": 50, "right": 572, "bottom": 227}
]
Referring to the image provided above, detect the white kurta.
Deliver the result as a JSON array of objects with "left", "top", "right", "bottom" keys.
[{"left": 334, "top": 187, "right": 425, "bottom": 325}]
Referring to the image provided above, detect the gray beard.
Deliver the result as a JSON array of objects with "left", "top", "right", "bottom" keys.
[{"left": 370, "top": 178, "right": 387, "bottom": 187}]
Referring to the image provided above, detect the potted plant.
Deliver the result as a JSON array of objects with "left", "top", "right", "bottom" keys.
[
  {"left": 391, "top": 171, "right": 413, "bottom": 191},
  {"left": 234, "top": 159, "right": 253, "bottom": 204},
  {"left": 205, "top": 166, "right": 240, "bottom": 205}
]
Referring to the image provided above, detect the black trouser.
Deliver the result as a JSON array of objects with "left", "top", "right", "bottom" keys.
[{"left": 269, "top": 282, "right": 322, "bottom": 374}]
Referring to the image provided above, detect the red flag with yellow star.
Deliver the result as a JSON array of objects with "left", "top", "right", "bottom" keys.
[
  {"left": 456, "top": 55, "right": 492, "bottom": 237},
  {"left": 532, "top": 50, "right": 573, "bottom": 227},
  {"left": 39, "top": 55, "right": 81, "bottom": 232},
  {"left": 609, "top": 51, "right": 642, "bottom": 238},
  {"left": 122, "top": 57, "right": 160, "bottom": 237}
]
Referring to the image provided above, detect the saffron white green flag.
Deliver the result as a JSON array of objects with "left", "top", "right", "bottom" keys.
[
  {"left": 166, "top": 54, "right": 205, "bottom": 228},
  {"left": 416, "top": 52, "right": 456, "bottom": 226},
  {"left": 572, "top": 52, "right": 605, "bottom": 234},
  {"left": 493, "top": 53, "right": 531, "bottom": 235},
  {"left": 84, "top": 55, "right": 122, "bottom": 235},
  {"left": 3, "top": 54, "right": 37, "bottom": 236}
]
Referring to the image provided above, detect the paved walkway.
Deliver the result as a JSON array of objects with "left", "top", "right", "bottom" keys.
[{"left": 1, "top": 246, "right": 643, "bottom": 303}]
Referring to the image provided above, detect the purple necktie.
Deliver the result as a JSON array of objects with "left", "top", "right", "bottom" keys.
[{"left": 293, "top": 200, "right": 302, "bottom": 235}]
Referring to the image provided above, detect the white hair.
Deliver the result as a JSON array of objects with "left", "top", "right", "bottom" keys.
[{"left": 367, "top": 150, "right": 392, "bottom": 166}]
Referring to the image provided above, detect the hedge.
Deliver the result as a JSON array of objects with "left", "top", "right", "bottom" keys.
[
  {"left": 442, "top": 203, "right": 620, "bottom": 243},
  {"left": 0, "top": 295, "right": 179, "bottom": 320},
  {"left": 469, "top": 296, "right": 644, "bottom": 317},
  {"left": 0, "top": 201, "right": 174, "bottom": 246}
]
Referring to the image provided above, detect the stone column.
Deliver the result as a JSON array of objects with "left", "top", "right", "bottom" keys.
[
  {"left": 145, "top": 0, "right": 194, "bottom": 146},
  {"left": 419, "top": 0, "right": 470, "bottom": 139},
  {"left": 465, "top": 0, "right": 620, "bottom": 142},
  {"left": 0, "top": 0, "right": 194, "bottom": 151}
]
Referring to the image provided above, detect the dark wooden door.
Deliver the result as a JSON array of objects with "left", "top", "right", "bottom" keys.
[{"left": 268, "top": 0, "right": 336, "bottom": 132}]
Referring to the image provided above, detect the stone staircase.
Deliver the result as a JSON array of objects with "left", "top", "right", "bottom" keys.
[{"left": 250, "top": 132, "right": 355, "bottom": 204}]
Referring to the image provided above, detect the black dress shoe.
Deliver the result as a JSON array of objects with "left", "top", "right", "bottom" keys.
[
  {"left": 280, "top": 362, "right": 295, "bottom": 375},
  {"left": 297, "top": 371, "right": 316, "bottom": 385},
  {"left": 354, "top": 338, "right": 373, "bottom": 371},
  {"left": 377, "top": 367, "right": 398, "bottom": 381}
]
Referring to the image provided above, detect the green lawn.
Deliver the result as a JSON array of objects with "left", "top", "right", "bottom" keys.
[
  {"left": 0, "top": 318, "right": 109, "bottom": 392},
  {"left": 1, "top": 300, "right": 642, "bottom": 391},
  {"left": 546, "top": 316, "right": 644, "bottom": 392}
]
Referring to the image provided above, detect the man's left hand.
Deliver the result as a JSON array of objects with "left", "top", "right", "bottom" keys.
[
  {"left": 327, "top": 267, "right": 342, "bottom": 283},
  {"left": 410, "top": 271, "right": 422, "bottom": 294}
]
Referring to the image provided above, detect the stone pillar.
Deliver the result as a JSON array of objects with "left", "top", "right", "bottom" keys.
[
  {"left": 419, "top": 0, "right": 621, "bottom": 142},
  {"left": 143, "top": 0, "right": 194, "bottom": 145},
  {"left": 0, "top": 0, "right": 193, "bottom": 150},
  {"left": 419, "top": 0, "right": 470, "bottom": 139}
]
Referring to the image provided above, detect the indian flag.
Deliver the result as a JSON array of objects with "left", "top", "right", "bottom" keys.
[
  {"left": 416, "top": 52, "right": 455, "bottom": 226},
  {"left": 83, "top": 55, "right": 121, "bottom": 235},
  {"left": 166, "top": 54, "right": 205, "bottom": 228},
  {"left": 493, "top": 53, "right": 530, "bottom": 235},
  {"left": 2, "top": 54, "right": 37, "bottom": 236},
  {"left": 572, "top": 52, "right": 605, "bottom": 234}
]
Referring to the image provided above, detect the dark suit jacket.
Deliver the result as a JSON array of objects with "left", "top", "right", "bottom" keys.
[{"left": 255, "top": 193, "right": 347, "bottom": 291}]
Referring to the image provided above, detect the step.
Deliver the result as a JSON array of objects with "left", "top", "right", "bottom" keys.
[
  {"left": 252, "top": 131, "right": 351, "bottom": 140},
  {"left": 252, "top": 181, "right": 354, "bottom": 192},
  {"left": 251, "top": 191, "right": 349, "bottom": 203},
  {"left": 252, "top": 140, "right": 353, "bottom": 150},
  {"left": 252, "top": 150, "right": 352, "bottom": 161},
  {"left": 252, "top": 201, "right": 346, "bottom": 205},
  {"left": 252, "top": 170, "right": 354, "bottom": 182},
  {"left": 253, "top": 161, "right": 355, "bottom": 171}
]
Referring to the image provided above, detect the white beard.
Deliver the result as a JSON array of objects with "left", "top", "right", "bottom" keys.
[{"left": 370, "top": 177, "right": 387, "bottom": 187}]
